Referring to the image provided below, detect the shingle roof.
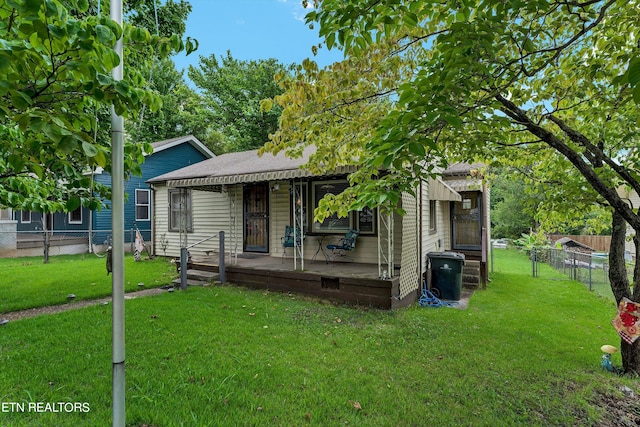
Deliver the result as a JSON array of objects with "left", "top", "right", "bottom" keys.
[{"left": 443, "top": 162, "right": 485, "bottom": 176}]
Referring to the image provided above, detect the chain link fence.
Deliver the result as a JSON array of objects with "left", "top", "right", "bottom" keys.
[
  {"left": 0, "top": 229, "right": 151, "bottom": 258},
  {"left": 531, "top": 247, "right": 633, "bottom": 301}
]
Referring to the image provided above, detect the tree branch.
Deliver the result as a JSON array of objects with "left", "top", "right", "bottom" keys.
[
  {"left": 494, "top": 93, "right": 640, "bottom": 230},
  {"left": 545, "top": 113, "right": 640, "bottom": 196}
]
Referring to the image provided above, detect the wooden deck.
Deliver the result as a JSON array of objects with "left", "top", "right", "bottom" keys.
[{"left": 187, "top": 253, "right": 413, "bottom": 309}]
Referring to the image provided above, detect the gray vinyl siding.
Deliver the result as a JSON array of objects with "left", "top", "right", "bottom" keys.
[{"left": 153, "top": 184, "right": 236, "bottom": 258}]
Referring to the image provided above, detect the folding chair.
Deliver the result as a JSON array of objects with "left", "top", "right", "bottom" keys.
[{"left": 326, "top": 229, "right": 360, "bottom": 262}]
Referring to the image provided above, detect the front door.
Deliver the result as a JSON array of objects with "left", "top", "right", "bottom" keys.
[
  {"left": 243, "top": 183, "right": 269, "bottom": 252},
  {"left": 452, "top": 191, "right": 481, "bottom": 250}
]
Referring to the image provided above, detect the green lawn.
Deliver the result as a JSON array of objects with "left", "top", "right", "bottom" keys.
[
  {"left": 0, "top": 250, "right": 635, "bottom": 426},
  {"left": 0, "top": 254, "right": 177, "bottom": 313}
]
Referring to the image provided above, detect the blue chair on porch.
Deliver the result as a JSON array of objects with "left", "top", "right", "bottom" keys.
[
  {"left": 281, "top": 226, "right": 303, "bottom": 262},
  {"left": 326, "top": 230, "right": 360, "bottom": 262}
]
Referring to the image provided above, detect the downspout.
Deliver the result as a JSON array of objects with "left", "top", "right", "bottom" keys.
[
  {"left": 149, "top": 183, "right": 155, "bottom": 257},
  {"left": 418, "top": 180, "right": 423, "bottom": 290}
]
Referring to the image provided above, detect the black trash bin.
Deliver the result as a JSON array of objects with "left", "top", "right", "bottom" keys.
[{"left": 427, "top": 252, "right": 465, "bottom": 301}]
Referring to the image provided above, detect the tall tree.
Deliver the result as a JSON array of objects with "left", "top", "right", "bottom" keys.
[
  {"left": 128, "top": 58, "right": 213, "bottom": 144},
  {"left": 0, "top": 0, "right": 195, "bottom": 214},
  {"left": 189, "top": 52, "right": 291, "bottom": 153},
  {"left": 265, "top": 1, "right": 640, "bottom": 372}
]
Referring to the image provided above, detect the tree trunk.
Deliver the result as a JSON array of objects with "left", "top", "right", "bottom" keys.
[{"left": 609, "top": 211, "right": 640, "bottom": 375}]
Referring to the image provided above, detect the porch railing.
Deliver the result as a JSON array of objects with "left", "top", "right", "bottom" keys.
[{"left": 180, "top": 231, "right": 226, "bottom": 289}]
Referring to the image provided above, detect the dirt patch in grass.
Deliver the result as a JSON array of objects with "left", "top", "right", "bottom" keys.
[
  {"left": 590, "top": 389, "right": 640, "bottom": 426},
  {"left": 0, "top": 287, "right": 169, "bottom": 322}
]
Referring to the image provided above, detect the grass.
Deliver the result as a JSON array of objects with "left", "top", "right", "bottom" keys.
[
  {"left": 0, "top": 254, "right": 177, "bottom": 313},
  {"left": 0, "top": 249, "right": 635, "bottom": 426}
]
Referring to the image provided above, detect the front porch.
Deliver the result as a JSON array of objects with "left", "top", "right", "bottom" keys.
[{"left": 185, "top": 253, "right": 412, "bottom": 309}]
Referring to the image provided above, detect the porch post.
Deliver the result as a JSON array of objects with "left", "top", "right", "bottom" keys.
[
  {"left": 180, "top": 247, "right": 188, "bottom": 290},
  {"left": 297, "top": 179, "right": 304, "bottom": 271},
  {"left": 377, "top": 208, "right": 394, "bottom": 279},
  {"left": 219, "top": 231, "right": 226, "bottom": 283}
]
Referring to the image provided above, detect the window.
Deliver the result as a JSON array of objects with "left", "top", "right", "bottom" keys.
[
  {"left": 136, "top": 189, "right": 150, "bottom": 221},
  {"left": 311, "top": 180, "right": 351, "bottom": 233},
  {"left": 169, "top": 189, "right": 192, "bottom": 232},
  {"left": 0, "top": 209, "right": 12, "bottom": 222},
  {"left": 429, "top": 200, "right": 437, "bottom": 232},
  {"left": 310, "top": 179, "right": 377, "bottom": 235},
  {"left": 356, "top": 206, "right": 376, "bottom": 235},
  {"left": 69, "top": 207, "right": 82, "bottom": 224},
  {"left": 21, "top": 211, "right": 31, "bottom": 223}
]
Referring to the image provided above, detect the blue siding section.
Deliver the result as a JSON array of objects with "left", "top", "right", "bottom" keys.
[
  {"left": 16, "top": 209, "right": 90, "bottom": 232},
  {"left": 92, "top": 142, "right": 210, "bottom": 243}
]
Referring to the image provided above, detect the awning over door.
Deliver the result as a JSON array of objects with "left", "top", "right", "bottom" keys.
[{"left": 428, "top": 177, "right": 462, "bottom": 201}]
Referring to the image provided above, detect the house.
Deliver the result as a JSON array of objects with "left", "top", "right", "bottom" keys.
[
  {"left": 554, "top": 237, "right": 595, "bottom": 253},
  {"left": 0, "top": 135, "right": 214, "bottom": 258},
  {"left": 147, "top": 148, "right": 490, "bottom": 309}
]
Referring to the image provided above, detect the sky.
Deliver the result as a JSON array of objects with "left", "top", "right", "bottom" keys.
[{"left": 171, "top": 0, "right": 344, "bottom": 75}]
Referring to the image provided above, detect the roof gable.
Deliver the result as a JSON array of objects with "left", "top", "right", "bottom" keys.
[{"left": 150, "top": 135, "right": 214, "bottom": 159}]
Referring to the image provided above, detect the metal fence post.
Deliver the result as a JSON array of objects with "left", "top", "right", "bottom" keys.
[
  {"left": 531, "top": 247, "right": 536, "bottom": 277},
  {"left": 219, "top": 231, "right": 226, "bottom": 283},
  {"left": 589, "top": 254, "right": 593, "bottom": 291},
  {"left": 180, "top": 247, "right": 188, "bottom": 290}
]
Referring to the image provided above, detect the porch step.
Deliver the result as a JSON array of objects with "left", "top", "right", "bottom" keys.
[
  {"left": 172, "top": 278, "right": 211, "bottom": 287},
  {"left": 171, "top": 269, "right": 219, "bottom": 287},
  {"left": 187, "top": 269, "right": 219, "bottom": 281},
  {"left": 463, "top": 260, "right": 481, "bottom": 289}
]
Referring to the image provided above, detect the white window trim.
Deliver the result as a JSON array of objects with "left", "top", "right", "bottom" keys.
[
  {"left": 311, "top": 179, "right": 351, "bottom": 234},
  {"left": 429, "top": 200, "right": 437, "bottom": 232},
  {"left": 68, "top": 207, "right": 82, "bottom": 224},
  {"left": 169, "top": 189, "right": 193, "bottom": 232},
  {"left": 135, "top": 189, "right": 151, "bottom": 221},
  {"left": 21, "top": 210, "right": 31, "bottom": 224},
  {"left": 309, "top": 179, "right": 377, "bottom": 235}
]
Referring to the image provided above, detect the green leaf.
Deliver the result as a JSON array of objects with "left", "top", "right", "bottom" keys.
[
  {"left": 114, "top": 80, "right": 130, "bottom": 97},
  {"left": 408, "top": 142, "right": 426, "bottom": 157},
  {"left": 57, "top": 135, "right": 75, "bottom": 153},
  {"left": 96, "top": 73, "right": 113, "bottom": 85},
  {"left": 44, "top": 0, "right": 58, "bottom": 17},
  {"left": 522, "top": 37, "right": 535, "bottom": 53},
  {"left": 44, "top": 124, "right": 63, "bottom": 143},
  {"left": 66, "top": 197, "right": 81, "bottom": 213},
  {"left": 185, "top": 37, "right": 198, "bottom": 55},
  {"left": 8, "top": 154, "right": 25, "bottom": 172},
  {"left": 93, "top": 149, "right": 107, "bottom": 167},
  {"left": 82, "top": 141, "right": 99, "bottom": 157},
  {"left": 633, "top": 85, "right": 640, "bottom": 105},
  {"left": 76, "top": 0, "right": 89, "bottom": 12},
  {"left": 95, "top": 25, "right": 113, "bottom": 44},
  {"left": 10, "top": 90, "right": 32, "bottom": 109},
  {"left": 22, "top": 0, "right": 42, "bottom": 13},
  {"left": 628, "top": 57, "right": 640, "bottom": 87}
]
